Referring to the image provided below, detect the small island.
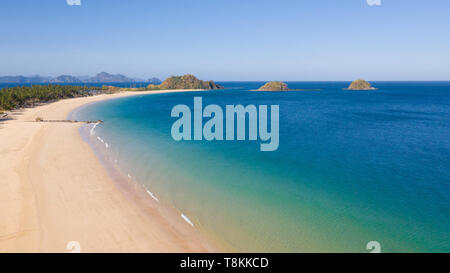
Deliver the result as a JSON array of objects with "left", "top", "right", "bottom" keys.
[
  {"left": 147, "top": 74, "right": 224, "bottom": 90},
  {"left": 253, "top": 81, "right": 321, "bottom": 92},
  {"left": 347, "top": 79, "right": 377, "bottom": 90},
  {"left": 257, "top": 81, "right": 290, "bottom": 91}
]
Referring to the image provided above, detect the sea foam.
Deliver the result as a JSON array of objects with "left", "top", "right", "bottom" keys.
[
  {"left": 90, "top": 122, "right": 100, "bottom": 136},
  {"left": 181, "top": 213, "right": 194, "bottom": 227},
  {"left": 146, "top": 190, "right": 159, "bottom": 201}
]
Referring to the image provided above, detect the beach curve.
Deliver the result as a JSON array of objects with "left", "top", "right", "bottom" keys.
[{"left": 0, "top": 89, "right": 219, "bottom": 252}]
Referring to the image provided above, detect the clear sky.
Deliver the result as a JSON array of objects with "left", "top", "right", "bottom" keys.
[{"left": 1, "top": 0, "right": 449, "bottom": 81}]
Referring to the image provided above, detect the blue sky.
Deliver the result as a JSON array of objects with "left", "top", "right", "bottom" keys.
[{"left": 1, "top": 0, "right": 449, "bottom": 81}]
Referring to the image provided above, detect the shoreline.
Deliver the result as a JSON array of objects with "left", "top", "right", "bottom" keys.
[{"left": 0, "top": 89, "right": 223, "bottom": 252}]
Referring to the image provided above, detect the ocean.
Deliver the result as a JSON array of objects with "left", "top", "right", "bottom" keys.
[{"left": 71, "top": 81, "right": 450, "bottom": 252}]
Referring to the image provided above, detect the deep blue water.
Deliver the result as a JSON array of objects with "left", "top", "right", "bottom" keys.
[{"left": 73, "top": 82, "right": 450, "bottom": 252}]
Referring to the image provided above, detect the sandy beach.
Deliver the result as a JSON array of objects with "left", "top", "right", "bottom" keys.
[{"left": 0, "top": 89, "right": 218, "bottom": 253}]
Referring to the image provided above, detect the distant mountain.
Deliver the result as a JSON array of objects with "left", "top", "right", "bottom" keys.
[
  {"left": 132, "top": 78, "right": 146, "bottom": 82},
  {"left": 0, "top": 72, "right": 157, "bottom": 84},
  {"left": 0, "top": 75, "right": 49, "bottom": 83},
  {"left": 0, "top": 76, "right": 27, "bottom": 83},
  {"left": 86, "top": 72, "right": 136, "bottom": 83},
  {"left": 148, "top": 77, "right": 162, "bottom": 84},
  {"left": 50, "top": 75, "right": 82, "bottom": 83},
  {"left": 76, "top": 75, "right": 91, "bottom": 81},
  {"left": 257, "top": 81, "right": 290, "bottom": 91}
]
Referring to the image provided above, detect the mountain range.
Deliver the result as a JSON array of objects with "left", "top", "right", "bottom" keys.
[{"left": 0, "top": 72, "right": 161, "bottom": 84}]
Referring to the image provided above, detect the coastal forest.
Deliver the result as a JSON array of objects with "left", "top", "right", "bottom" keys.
[{"left": 0, "top": 84, "right": 101, "bottom": 112}]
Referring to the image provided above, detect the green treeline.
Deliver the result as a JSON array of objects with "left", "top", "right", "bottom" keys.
[{"left": 0, "top": 84, "right": 101, "bottom": 112}]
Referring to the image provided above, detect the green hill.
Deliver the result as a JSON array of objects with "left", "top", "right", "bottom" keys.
[{"left": 147, "top": 75, "right": 223, "bottom": 90}]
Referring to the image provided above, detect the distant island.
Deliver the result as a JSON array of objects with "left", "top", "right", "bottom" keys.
[
  {"left": 257, "top": 81, "right": 290, "bottom": 91},
  {"left": 147, "top": 75, "right": 224, "bottom": 90},
  {"left": 0, "top": 72, "right": 161, "bottom": 84},
  {"left": 86, "top": 72, "right": 136, "bottom": 83},
  {"left": 254, "top": 81, "right": 321, "bottom": 92},
  {"left": 0, "top": 75, "right": 52, "bottom": 84},
  {"left": 50, "top": 75, "right": 82, "bottom": 83},
  {"left": 347, "top": 79, "right": 377, "bottom": 90}
]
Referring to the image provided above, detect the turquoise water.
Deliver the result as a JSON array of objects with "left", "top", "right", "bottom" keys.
[{"left": 73, "top": 82, "right": 450, "bottom": 252}]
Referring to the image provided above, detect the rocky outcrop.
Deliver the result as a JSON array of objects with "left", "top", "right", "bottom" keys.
[{"left": 257, "top": 81, "right": 290, "bottom": 91}]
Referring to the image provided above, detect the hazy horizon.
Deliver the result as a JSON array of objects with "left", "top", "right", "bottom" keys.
[
  {"left": 3, "top": 75, "right": 450, "bottom": 82},
  {"left": 2, "top": 71, "right": 450, "bottom": 83},
  {"left": 1, "top": 0, "right": 449, "bottom": 81}
]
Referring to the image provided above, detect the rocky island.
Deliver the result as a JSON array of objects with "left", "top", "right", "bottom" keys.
[
  {"left": 147, "top": 74, "right": 224, "bottom": 90},
  {"left": 257, "top": 81, "right": 290, "bottom": 91},
  {"left": 347, "top": 79, "right": 377, "bottom": 90}
]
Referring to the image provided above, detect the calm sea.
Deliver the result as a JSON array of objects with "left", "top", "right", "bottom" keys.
[{"left": 72, "top": 82, "right": 450, "bottom": 252}]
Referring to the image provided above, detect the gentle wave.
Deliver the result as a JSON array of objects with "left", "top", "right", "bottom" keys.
[
  {"left": 181, "top": 213, "right": 194, "bottom": 227},
  {"left": 96, "top": 136, "right": 109, "bottom": 149},
  {"left": 146, "top": 190, "right": 159, "bottom": 201},
  {"left": 90, "top": 122, "right": 100, "bottom": 136},
  {"left": 96, "top": 136, "right": 104, "bottom": 143}
]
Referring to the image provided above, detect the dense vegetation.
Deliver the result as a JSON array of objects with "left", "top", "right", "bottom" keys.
[
  {"left": 258, "top": 81, "right": 290, "bottom": 91},
  {"left": 147, "top": 74, "right": 224, "bottom": 90},
  {"left": 348, "top": 80, "right": 375, "bottom": 90},
  {"left": 0, "top": 84, "right": 101, "bottom": 112}
]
